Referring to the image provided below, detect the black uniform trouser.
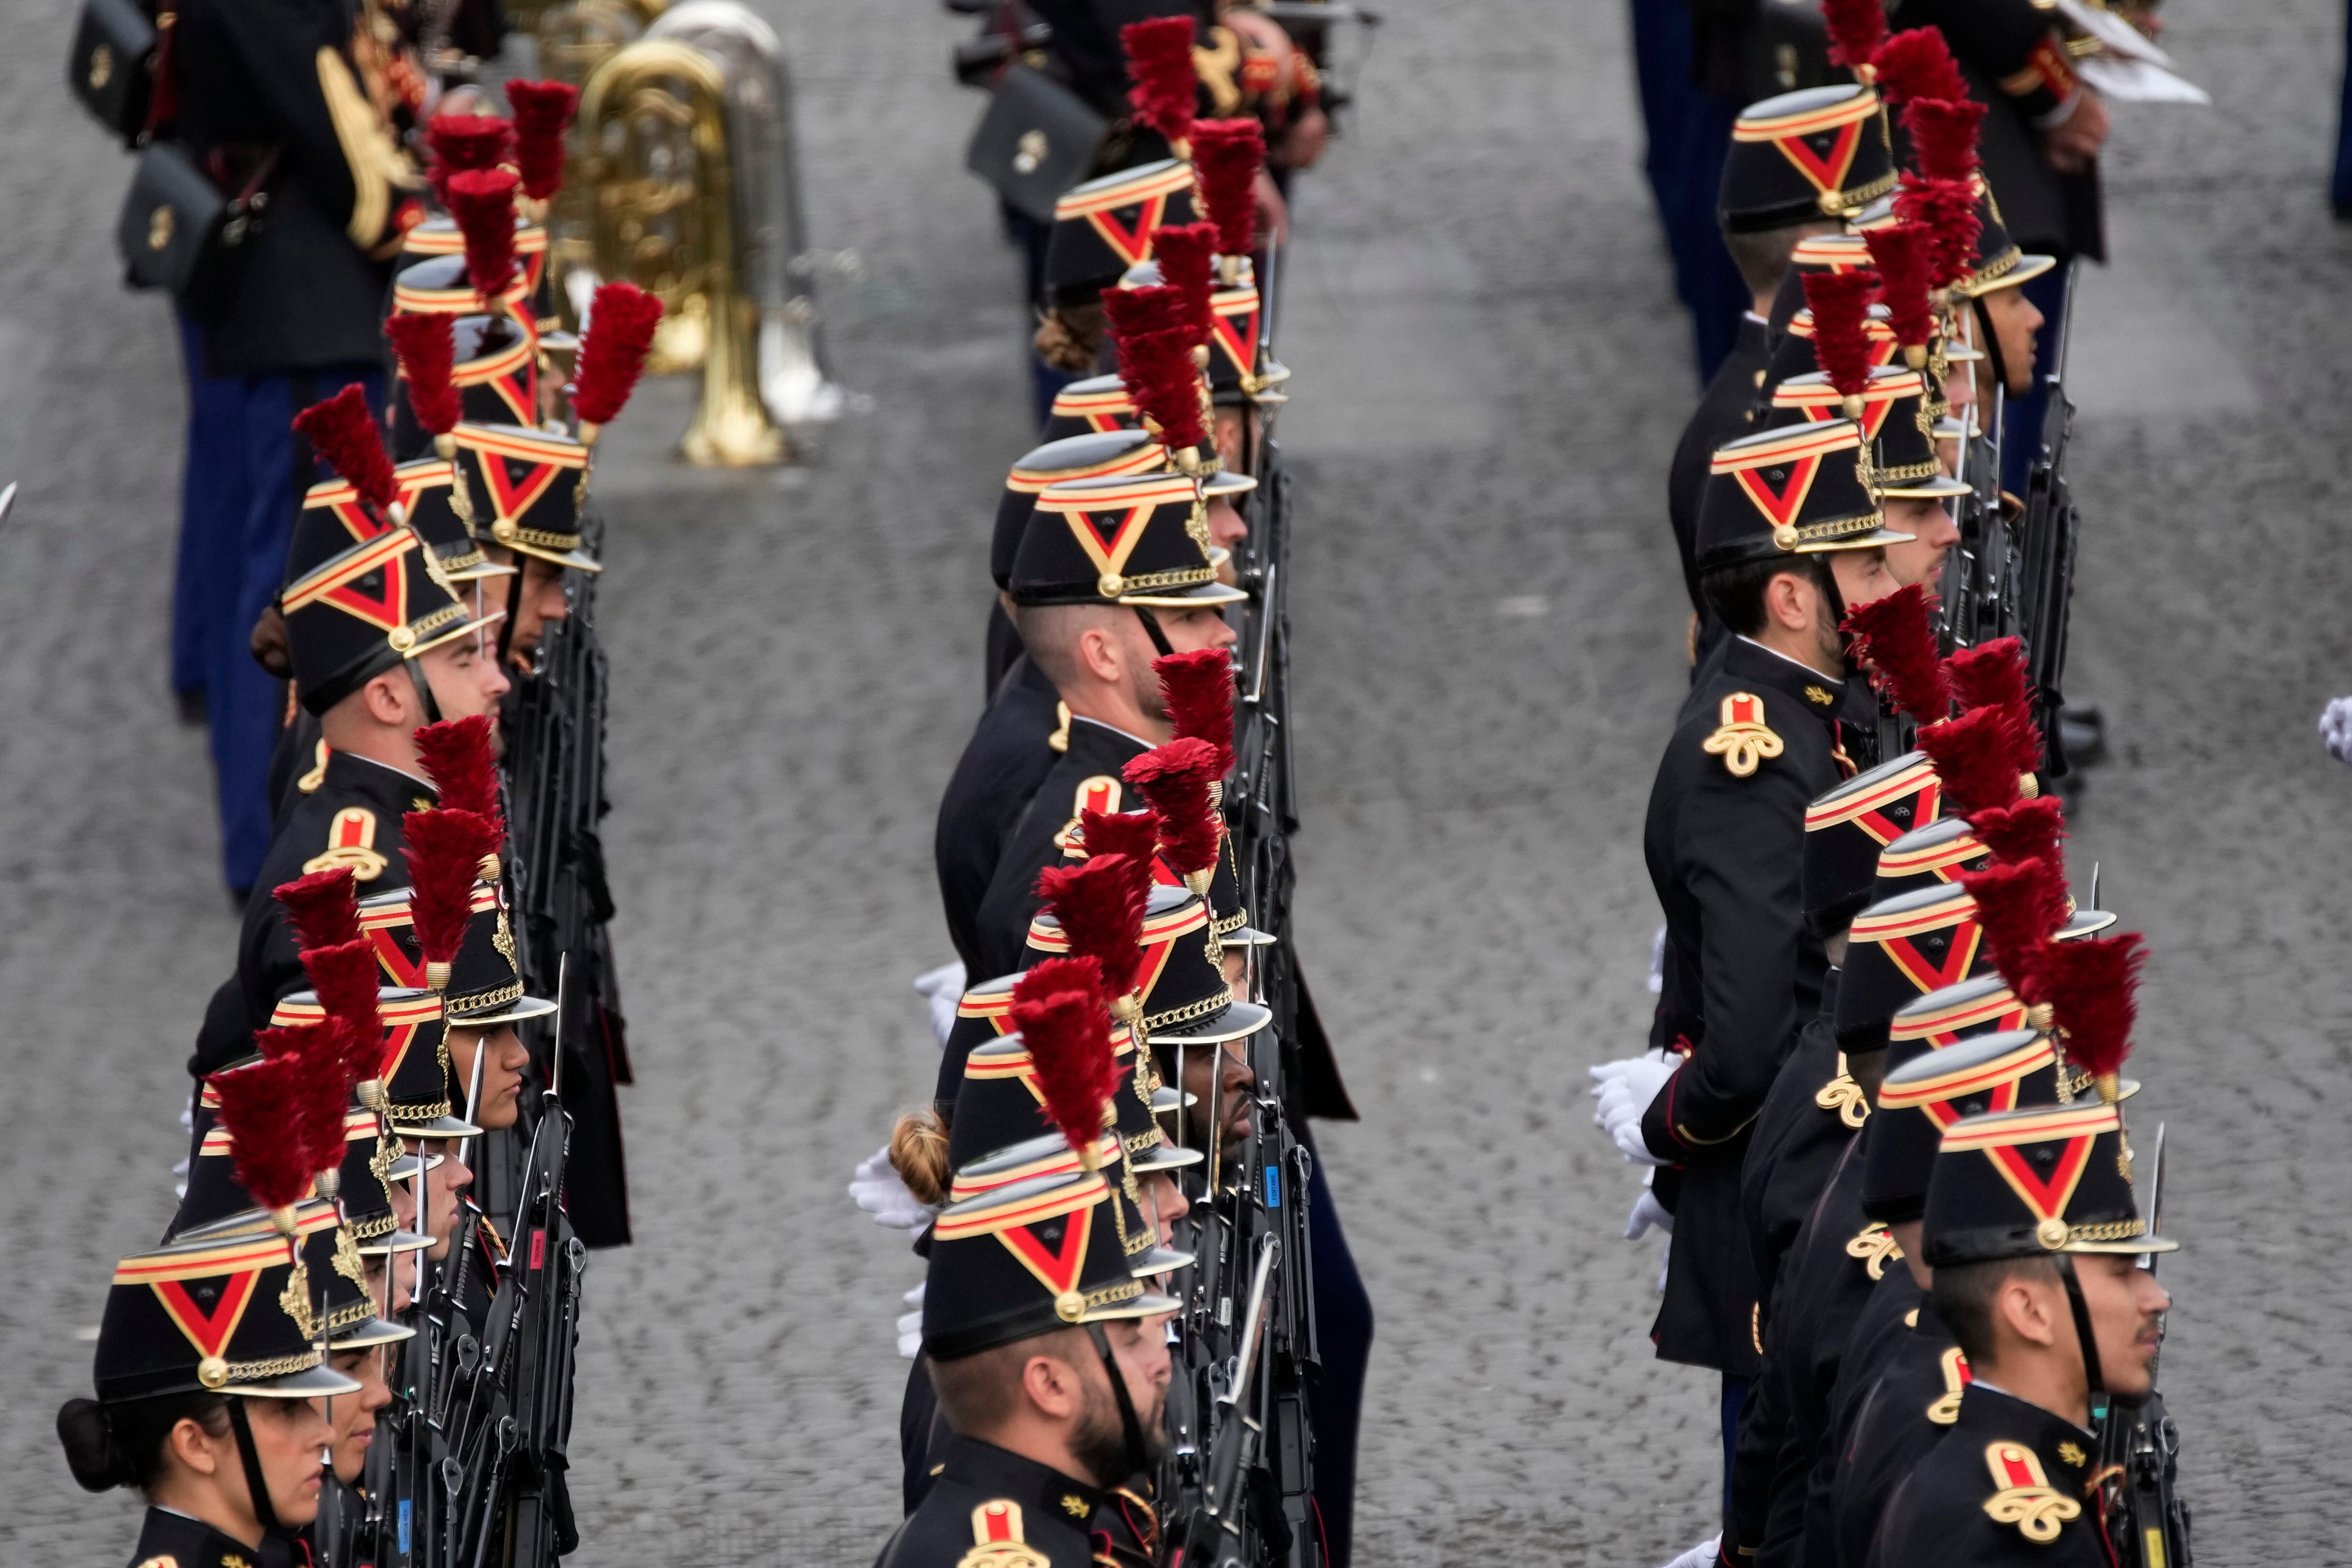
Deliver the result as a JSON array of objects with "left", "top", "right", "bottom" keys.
[{"left": 1302, "top": 1131, "right": 1373, "bottom": 1568}]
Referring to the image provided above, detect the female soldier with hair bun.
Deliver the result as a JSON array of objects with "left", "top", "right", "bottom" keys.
[{"left": 58, "top": 1227, "right": 357, "bottom": 1567}]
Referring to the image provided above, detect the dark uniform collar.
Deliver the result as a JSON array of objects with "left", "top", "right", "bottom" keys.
[
  {"left": 130, "top": 1506, "right": 294, "bottom": 1568},
  {"left": 1723, "top": 636, "right": 1849, "bottom": 727},
  {"left": 939, "top": 1435, "right": 1106, "bottom": 1540},
  {"left": 1952, "top": 1382, "right": 2097, "bottom": 1495},
  {"left": 322, "top": 748, "right": 438, "bottom": 806},
  {"left": 1062, "top": 714, "right": 1154, "bottom": 764}
]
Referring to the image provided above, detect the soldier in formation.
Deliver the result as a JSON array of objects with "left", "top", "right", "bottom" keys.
[
  {"left": 1597, "top": 7, "right": 2190, "bottom": 1566},
  {"left": 62, "top": 52, "right": 659, "bottom": 1568}
]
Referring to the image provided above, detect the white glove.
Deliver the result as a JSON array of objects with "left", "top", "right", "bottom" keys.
[
  {"left": 850, "top": 1145, "right": 939, "bottom": 1232},
  {"left": 2321, "top": 697, "right": 2352, "bottom": 765},
  {"left": 1624, "top": 1188, "right": 1673, "bottom": 1240},
  {"left": 912, "top": 961, "right": 967, "bottom": 1049},
  {"left": 1589, "top": 1049, "right": 1677, "bottom": 1165},
  {"left": 1659, "top": 1535, "right": 1719, "bottom": 1568},
  {"left": 896, "top": 1282, "right": 925, "bottom": 1359}
]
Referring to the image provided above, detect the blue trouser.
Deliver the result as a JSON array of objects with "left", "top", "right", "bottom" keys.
[
  {"left": 1722, "top": 1373, "right": 1752, "bottom": 1501},
  {"left": 175, "top": 325, "right": 380, "bottom": 890},
  {"left": 1628, "top": 0, "right": 1747, "bottom": 383},
  {"left": 1303, "top": 1132, "right": 1373, "bottom": 1568},
  {"left": 1995, "top": 264, "right": 2073, "bottom": 498},
  {"left": 2335, "top": 0, "right": 2352, "bottom": 213}
]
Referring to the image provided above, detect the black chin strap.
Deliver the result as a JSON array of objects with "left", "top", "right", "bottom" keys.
[
  {"left": 1131, "top": 605, "right": 1174, "bottom": 659},
  {"left": 1971, "top": 294, "right": 2013, "bottom": 401},
  {"left": 225, "top": 1398, "right": 288, "bottom": 1537},
  {"left": 2055, "top": 1253, "right": 2107, "bottom": 1401},
  {"left": 496, "top": 563, "right": 523, "bottom": 669},
  {"left": 1084, "top": 1321, "right": 1151, "bottom": 1482},
  {"left": 404, "top": 658, "right": 442, "bottom": 726}
]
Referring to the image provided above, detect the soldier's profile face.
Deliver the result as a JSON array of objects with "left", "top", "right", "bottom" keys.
[
  {"left": 418, "top": 627, "right": 511, "bottom": 725},
  {"left": 447, "top": 1023, "right": 531, "bottom": 1131},
  {"left": 2078, "top": 1252, "right": 2169, "bottom": 1398},
  {"left": 317, "top": 1344, "right": 393, "bottom": 1482},
  {"left": 1978, "top": 287, "right": 2045, "bottom": 399},
  {"left": 1881, "top": 498, "right": 1959, "bottom": 587}
]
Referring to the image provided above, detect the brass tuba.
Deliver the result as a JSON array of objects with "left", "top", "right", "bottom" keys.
[{"left": 578, "top": 30, "right": 787, "bottom": 465}]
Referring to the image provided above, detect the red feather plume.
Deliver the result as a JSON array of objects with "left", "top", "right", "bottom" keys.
[
  {"left": 424, "top": 114, "right": 513, "bottom": 202},
  {"left": 275, "top": 867, "right": 363, "bottom": 952},
  {"left": 1917, "top": 705, "right": 2026, "bottom": 816},
  {"left": 302, "top": 939, "right": 386, "bottom": 1091},
  {"left": 504, "top": 79, "right": 579, "bottom": 202},
  {"left": 252, "top": 1022, "right": 350, "bottom": 1177},
  {"left": 1903, "top": 97, "right": 1985, "bottom": 183},
  {"left": 1122, "top": 16, "right": 1199, "bottom": 146},
  {"left": 386, "top": 311, "right": 462, "bottom": 437},
  {"left": 1871, "top": 28, "right": 1968, "bottom": 104},
  {"left": 1841, "top": 584, "right": 1951, "bottom": 722},
  {"left": 1946, "top": 636, "right": 2029, "bottom": 715},
  {"left": 1154, "top": 647, "right": 1236, "bottom": 776},
  {"left": 292, "top": 384, "right": 399, "bottom": 515},
  {"left": 1803, "top": 269, "right": 1879, "bottom": 400},
  {"left": 414, "top": 715, "right": 504, "bottom": 842},
  {"left": 1151, "top": 222, "right": 1219, "bottom": 346},
  {"left": 445, "top": 167, "right": 520, "bottom": 303},
  {"left": 1103, "top": 283, "right": 1192, "bottom": 352},
  {"left": 1822, "top": 0, "right": 1887, "bottom": 74},
  {"left": 1894, "top": 174, "right": 1981, "bottom": 290},
  {"left": 1117, "top": 326, "right": 1209, "bottom": 451},
  {"left": 573, "top": 281, "right": 665, "bottom": 428},
  {"left": 2039, "top": 932, "right": 2147, "bottom": 1083},
  {"left": 1124, "top": 737, "right": 1223, "bottom": 880},
  {"left": 1957, "top": 856, "right": 2068, "bottom": 1001},
  {"left": 1034, "top": 855, "right": 1151, "bottom": 1001},
  {"left": 211, "top": 1056, "right": 318, "bottom": 1211},
  {"left": 1009, "top": 957, "right": 1119, "bottom": 1156},
  {"left": 402, "top": 810, "right": 498, "bottom": 972},
  {"left": 1966, "top": 796, "right": 2066, "bottom": 871},
  {"left": 1190, "top": 119, "right": 1265, "bottom": 258},
  {"left": 1863, "top": 223, "right": 1936, "bottom": 353},
  {"left": 1081, "top": 807, "right": 1165, "bottom": 870}
]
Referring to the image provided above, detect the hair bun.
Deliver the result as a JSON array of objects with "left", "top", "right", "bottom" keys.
[
  {"left": 57, "top": 1398, "right": 126, "bottom": 1492},
  {"left": 888, "top": 1108, "right": 951, "bottom": 1208}
]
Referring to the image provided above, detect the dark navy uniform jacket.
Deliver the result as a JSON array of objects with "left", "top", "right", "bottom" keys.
[
  {"left": 1642, "top": 636, "right": 1848, "bottom": 1376},
  {"left": 126, "top": 1504, "right": 295, "bottom": 1568},
  {"left": 1833, "top": 1299, "right": 1970, "bottom": 1568},
  {"left": 936, "top": 656, "right": 1066, "bottom": 976},
  {"left": 1668, "top": 313, "right": 1773, "bottom": 626},
  {"left": 189, "top": 750, "right": 436, "bottom": 1080},
  {"left": 875, "top": 1435, "right": 1104, "bottom": 1568},
  {"left": 973, "top": 715, "right": 1149, "bottom": 982},
  {"left": 1869, "top": 1386, "right": 2111, "bottom": 1568},
  {"left": 1738, "top": 971, "right": 1865, "bottom": 1332}
]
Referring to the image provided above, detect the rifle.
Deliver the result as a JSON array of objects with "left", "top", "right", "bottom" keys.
[
  {"left": 1168, "top": 1236, "right": 1283, "bottom": 1568},
  {"left": 2014, "top": 260, "right": 2082, "bottom": 776},
  {"left": 2094, "top": 1123, "right": 2192, "bottom": 1568}
]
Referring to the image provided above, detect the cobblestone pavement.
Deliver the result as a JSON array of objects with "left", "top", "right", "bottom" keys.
[{"left": 2, "top": 0, "right": 2349, "bottom": 1559}]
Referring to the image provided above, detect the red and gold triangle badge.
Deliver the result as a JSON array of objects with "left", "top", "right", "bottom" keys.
[
  {"left": 1088, "top": 194, "right": 1173, "bottom": 269},
  {"left": 998, "top": 1204, "right": 1094, "bottom": 1299},
  {"left": 287, "top": 530, "right": 414, "bottom": 633},
  {"left": 1211, "top": 292, "right": 1260, "bottom": 380},
  {"left": 1774, "top": 120, "right": 1864, "bottom": 197},
  {"left": 1882, "top": 921, "right": 1982, "bottom": 993},
  {"left": 1985, "top": 1133, "right": 2094, "bottom": 1223},
  {"left": 478, "top": 449, "right": 566, "bottom": 527},
  {"left": 1734, "top": 457, "right": 1822, "bottom": 530}
]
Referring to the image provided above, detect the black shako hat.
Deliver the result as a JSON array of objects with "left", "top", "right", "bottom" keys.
[
  {"left": 1720, "top": 84, "right": 1897, "bottom": 233},
  {"left": 282, "top": 521, "right": 486, "bottom": 716},
  {"left": 1022, "top": 885, "right": 1272, "bottom": 1047},
  {"left": 390, "top": 253, "right": 537, "bottom": 348},
  {"left": 1923, "top": 1100, "right": 2173, "bottom": 1268},
  {"left": 178, "top": 1095, "right": 429, "bottom": 1257},
  {"left": 921, "top": 1170, "right": 1180, "bottom": 1362},
  {"left": 359, "top": 879, "right": 557, "bottom": 1033},
  {"left": 992, "top": 429, "right": 1168, "bottom": 591},
  {"left": 946, "top": 1121, "right": 1195, "bottom": 1278},
  {"left": 389, "top": 313, "right": 542, "bottom": 462},
  {"left": 1802, "top": 750, "right": 1941, "bottom": 938},
  {"left": 1888, "top": 972, "right": 2033, "bottom": 1056},
  {"left": 1766, "top": 232, "right": 1873, "bottom": 336},
  {"left": 1841, "top": 880, "right": 2114, "bottom": 1056},
  {"left": 1852, "top": 182, "right": 2057, "bottom": 300},
  {"left": 1109, "top": 257, "right": 1292, "bottom": 406},
  {"left": 1043, "top": 373, "right": 1142, "bottom": 443},
  {"left": 1760, "top": 303, "right": 1899, "bottom": 403},
  {"left": 1011, "top": 470, "right": 1247, "bottom": 609},
  {"left": 1771, "top": 364, "right": 1972, "bottom": 499},
  {"left": 448, "top": 421, "right": 600, "bottom": 574},
  {"left": 302, "top": 459, "right": 511, "bottom": 586},
  {"left": 1698, "top": 418, "right": 1911, "bottom": 571},
  {"left": 396, "top": 214, "right": 551, "bottom": 309},
  {"left": 94, "top": 1214, "right": 360, "bottom": 1402},
  {"left": 1867, "top": 1027, "right": 2066, "bottom": 1224},
  {"left": 269, "top": 979, "right": 478, "bottom": 1140},
  {"left": 1043, "top": 159, "right": 1198, "bottom": 305},
  {"left": 173, "top": 1197, "right": 413, "bottom": 1351}
]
